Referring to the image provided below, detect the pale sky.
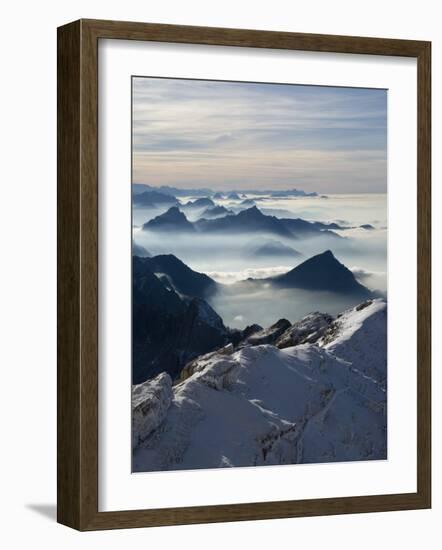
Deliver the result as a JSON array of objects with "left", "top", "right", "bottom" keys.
[{"left": 132, "top": 77, "right": 387, "bottom": 193}]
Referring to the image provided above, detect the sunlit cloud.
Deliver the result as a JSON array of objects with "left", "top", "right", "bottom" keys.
[{"left": 133, "top": 77, "right": 387, "bottom": 193}]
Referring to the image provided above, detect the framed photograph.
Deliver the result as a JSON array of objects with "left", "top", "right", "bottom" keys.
[{"left": 57, "top": 19, "right": 431, "bottom": 530}]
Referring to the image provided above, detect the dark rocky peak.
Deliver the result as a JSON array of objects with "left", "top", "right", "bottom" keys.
[
  {"left": 142, "top": 207, "right": 194, "bottom": 232},
  {"left": 272, "top": 250, "right": 372, "bottom": 296},
  {"left": 243, "top": 318, "right": 291, "bottom": 347}
]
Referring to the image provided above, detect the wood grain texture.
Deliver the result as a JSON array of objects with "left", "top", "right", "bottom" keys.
[
  {"left": 57, "top": 19, "right": 431, "bottom": 531},
  {"left": 416, "top": 42, "right": 431, "bottom": 506},
  {"left": 57, "top": 20, "right": 81, "bottom": 529},
  {"left": 83, "top": 18, "right": 428, "bottom": 56}
]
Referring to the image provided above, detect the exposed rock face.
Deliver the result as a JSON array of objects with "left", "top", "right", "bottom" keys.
[
  {"left": 132, "top": 372, "right": 173, "bottom": 447},
  {"left": 179, "top": 343, "right": 235, "bottom": 382},
  {"left": 132, "top": 260, "right": 228, "bottom": 384},
  {"left": 243, "top": 318, "right": 291, "bottom": 346},
  {"left": 226, "top": 323, "right": 263, "bottom": 347},
  {"left": 276, "top": 312, "right": 334, "bottom": 349},
  {"left": 134, "top": 254, "right": 218, "bottom": 299},
  {"left": 241, "top": 323, "right": 263, "bottom": 340}
]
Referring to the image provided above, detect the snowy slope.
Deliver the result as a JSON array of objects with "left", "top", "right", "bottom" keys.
[
  {"left": 132, "top": 300, "right": 387, "bottom": 472},
  {"left": 318, "top": 299, "right": 387, "bottom": 386}
]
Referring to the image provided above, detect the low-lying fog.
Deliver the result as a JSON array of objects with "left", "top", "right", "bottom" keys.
[
  {"left": 211, "top": 285, "right": 370, "bottom": 330},
  {"left": 133, "top": 193, "right": 387, "bottom": 330}
]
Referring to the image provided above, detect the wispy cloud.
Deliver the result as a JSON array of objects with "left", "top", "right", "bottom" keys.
[{"left": 132, "top": 77, "right": 387, "bottom": 193}]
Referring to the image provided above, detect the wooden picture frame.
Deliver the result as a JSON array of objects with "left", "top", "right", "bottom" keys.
[{"left": 57, "top": 19, "right": 431, "bottom": 531}]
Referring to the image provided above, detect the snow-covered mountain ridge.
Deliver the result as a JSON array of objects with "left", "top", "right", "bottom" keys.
[{"left": 132, "top": 299, "right": 387, "bottom": 472}]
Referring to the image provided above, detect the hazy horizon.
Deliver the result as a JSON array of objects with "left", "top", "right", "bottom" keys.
[
  {"left": 133, "top": 183, "right": 387, "bottom": 195},
  {"left": 133, "top": 77, "right": 387, "bottom": 194}
]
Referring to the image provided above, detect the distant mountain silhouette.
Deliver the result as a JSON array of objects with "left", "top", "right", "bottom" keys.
[
  {"left": 134, "top": 254, "right": 218, "bottom": 299},
  {"left": 227, "top": 192, "right": 241, "bottom": 200},
  {"left": 132, "top": 184, "right": 319, "bottom": 198},
  {"left": 240, "top": 199, "right": 256, "bottom": 207},
  {"left": 280, "top": 217, "right": 343, "bottom": 235},
  {"left": 132, "top": 190, "right": 178, "bottom": 207},
  {"left": 132, "top": 183, "right": 212, "bottom": 197},
  {"left": 200, "top": 205, "right": 233, "bottom": 219},
  {"left": 142, "top": 207, "right": 195, "bottom": 232},
  {"left": 248, "top": 239, "right": 302, "bottom": 259},
  {"left": 271, "top": 189, "right": 318, "bottom": 197},
  {"left": 132, "top": 242, "right": 151, "bottom": 257},
  {"left": 182, "top": 197, "right": 215, "bottom": 210},
  {"left": 196, "top": 206, "right": 293, "bottom": 238},
  {"left": 271, "top": 250, "right": 372, "bottom": 295},
  {"left": 142, "top": 205, "right": 342, "bottom": 240}
]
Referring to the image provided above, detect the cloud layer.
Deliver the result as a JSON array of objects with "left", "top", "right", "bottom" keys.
[{"left": 133, "top": 77, "right": 387, "bottom": 193}]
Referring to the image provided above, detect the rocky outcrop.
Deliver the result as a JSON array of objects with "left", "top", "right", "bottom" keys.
[
  {"left": 132, "top": 372, "right": 173, "bottom": 447},
  {"left": 179, "top": 343, "right": 235, "bottom": 382},
  {"left": 242, "top": 318, "right": 291, "bottom": 346},
  {"left": 276, "top": 312, "right": 334, "bottom": 349}
]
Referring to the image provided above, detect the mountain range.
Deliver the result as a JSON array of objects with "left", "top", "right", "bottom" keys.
[
  {"left": 133, "top": 183, "right": 212, "bottom": 197},
  {"left": 133, "top": 249, "right": 372, "bottom": 299},
  {"left": 132, "top": 189, "right": 179, "bottom": 207},
  {"left": 195, "top": 206, "right": 294, "bottom": 237},
  {"left": 132, "top": 249, "right": 373, "bottom": 384},
  {"left": 142, "top": 205, "right": 342, "bottom": 240},
  {"left": 132, "top": 184, "right": 320, "bottom": 200}
]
